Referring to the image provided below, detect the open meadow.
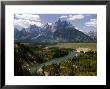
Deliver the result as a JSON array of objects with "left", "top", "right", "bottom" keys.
[{"left": 47, "top": 43, "right": 96, "bottom": 51}]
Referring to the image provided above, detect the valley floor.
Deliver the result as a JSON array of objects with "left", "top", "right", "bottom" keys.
[{"left": 14, "top": 42, "right": 97, "bottom": 76}]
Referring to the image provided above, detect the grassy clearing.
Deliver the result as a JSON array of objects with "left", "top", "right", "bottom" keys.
[{"left": 47, "top": 43, "right": 97, "bottom": 51}]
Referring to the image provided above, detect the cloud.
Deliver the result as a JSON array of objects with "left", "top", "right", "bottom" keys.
[
  {"left": 15, "top": 14, "right": 40, "bottom": 21},
  {"left": 59, "top": 14, "right": 85, "bottom": 21},
  {"left": 59, "top": 15, "right": 68, "bottom": 19},
  {"left": 68, "top": 14, "right": 84, "bottom": 20},
  {"left": 14, "top": 14, "right": 43, "bottom": 29},
  {"left": 85, "top": 19, "right": 97, "bottom": 28},
  {"left": 14, "top": 19, "right": 43, "bottom": 29}
]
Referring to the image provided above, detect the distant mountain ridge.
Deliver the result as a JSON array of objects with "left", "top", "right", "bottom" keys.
[
  {"left": 14, "top": 19, "right": 96, "bottom": 43},
  {"left": 84, "top": 31, "right": 97, "bottom": 41}
]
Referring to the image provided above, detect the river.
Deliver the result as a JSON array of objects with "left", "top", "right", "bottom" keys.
[{"left": 27, "top": 51, "right": 78, "bottom": 74}]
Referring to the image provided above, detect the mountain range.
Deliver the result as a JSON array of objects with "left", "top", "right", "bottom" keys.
[
  {"left": 85, "top": 31, "right": 97, "bottom": 41},
  {"left": 14, "top": 19, "right": 96, "bottom": 43}
]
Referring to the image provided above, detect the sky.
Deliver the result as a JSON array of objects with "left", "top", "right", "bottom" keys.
[{"left": 14, "top": 14, "right": 97, "bottom": 33}]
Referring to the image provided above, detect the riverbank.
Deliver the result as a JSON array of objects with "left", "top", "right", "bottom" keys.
[{"left": 29, "top": 51, "right": 78, "bottom": 74}]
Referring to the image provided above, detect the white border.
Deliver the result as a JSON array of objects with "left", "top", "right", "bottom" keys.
[{"left": 5, "top": 5, "right": 106, "bottom": 85}]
